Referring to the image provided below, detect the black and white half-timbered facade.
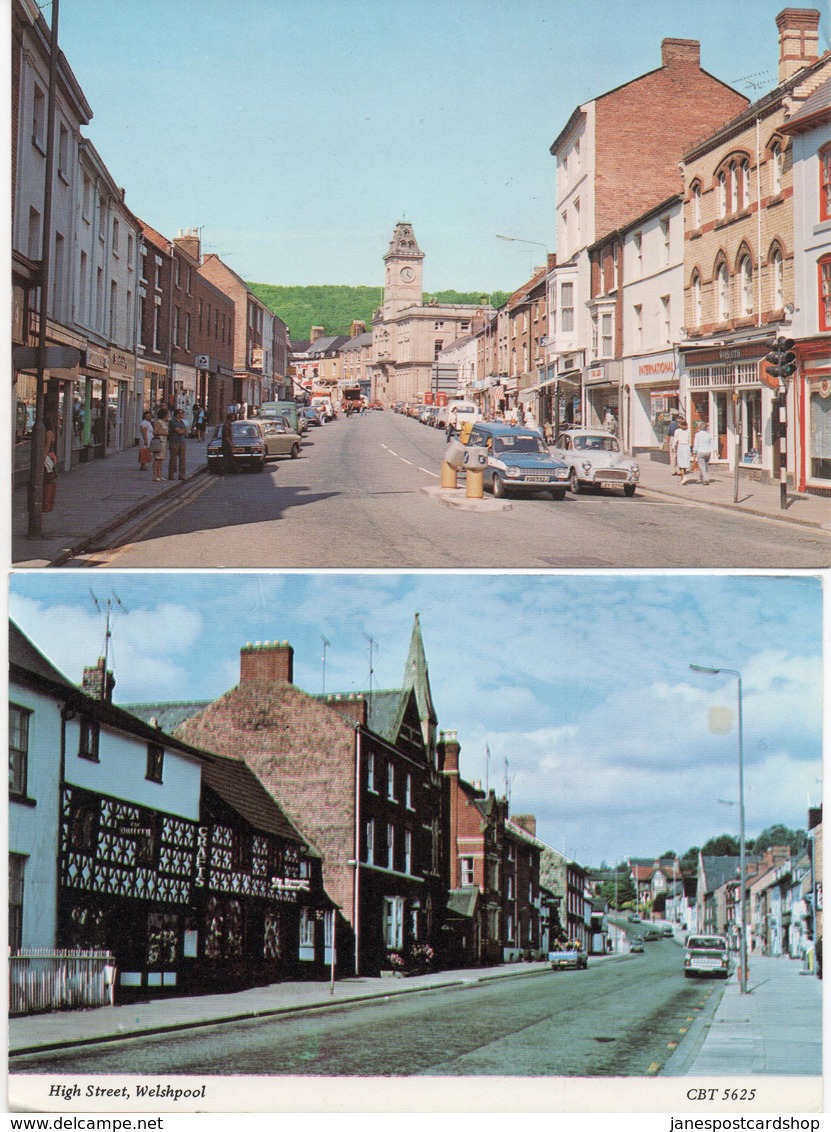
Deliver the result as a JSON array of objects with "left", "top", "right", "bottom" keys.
[{"left": 11, "top": 623, "right": 332, "bottom": 1004}]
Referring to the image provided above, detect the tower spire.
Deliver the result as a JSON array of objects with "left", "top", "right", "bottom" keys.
[{"left": 403, "top": 612, "right": 437, "bottom": 755}]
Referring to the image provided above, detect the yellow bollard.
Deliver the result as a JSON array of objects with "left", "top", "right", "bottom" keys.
[
  {"left": 441, "top": 461, "right": 458, "bottom": 489},
  {"left": 466, "top": 468, "right": 484, "bottom": 499}
]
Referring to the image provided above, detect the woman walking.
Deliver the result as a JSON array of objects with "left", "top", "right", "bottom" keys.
[
  {"left": 138, "top": 410, "right": 153, "bottom": 471},
  {"left": 675, "top": 419, "right": 692, "bottom": 482},
  {"left": 151, "top": 406, "right": 169, "bottom": 482}
]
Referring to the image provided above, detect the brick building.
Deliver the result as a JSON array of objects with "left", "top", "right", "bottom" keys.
[
  {"left": 679, "top": 9, "right": 830, "bottom": 487},
  {"left": 546, "top": 36, "right": 749, "bottom": 435},
  {"left": 438, "top": 730, "right": 542, "bottom": 965},
  {"left": 135, "top": 616, "right": 447, "bottom": 977}
]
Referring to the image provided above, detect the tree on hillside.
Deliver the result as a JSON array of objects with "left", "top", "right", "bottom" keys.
[{"left": 751, "top": 825, "right": 807, "bottom": 854}]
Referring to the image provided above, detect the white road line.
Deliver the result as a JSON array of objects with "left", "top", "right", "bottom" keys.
[
  {"left": 399, "top": 458, "right": 413, "bottom": 465},
  {"left": 419, "top": 467, "right": 440, "bottom": 478}
]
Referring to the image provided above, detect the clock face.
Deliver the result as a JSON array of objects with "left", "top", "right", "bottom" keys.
[{"left": 400, "top": 266, "right": 415, "bottom": 283}]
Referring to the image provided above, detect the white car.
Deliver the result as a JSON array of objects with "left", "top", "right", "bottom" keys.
[{"left": 551, "top": 428, "right": 640, "bottom": 497}]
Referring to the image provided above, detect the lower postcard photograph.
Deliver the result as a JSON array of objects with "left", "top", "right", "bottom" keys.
[{"left": 6, "top": 570, "right": 824, "bottom": 1114}]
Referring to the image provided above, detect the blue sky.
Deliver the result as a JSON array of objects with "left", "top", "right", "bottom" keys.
[
  {"left": 54, "top": 0, "right": 830, "bottom": 292},
  {"left": 9, "top": 571, "right": 823, "bottom": 867}
]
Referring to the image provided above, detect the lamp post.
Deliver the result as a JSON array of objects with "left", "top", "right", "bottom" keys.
[{"left": 690, "top": 664, "right": 748, "bottom": 994}]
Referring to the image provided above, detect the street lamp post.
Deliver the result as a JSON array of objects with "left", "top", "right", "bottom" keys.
[{"left": 690, "top": 664, "right": 748, "bottom": 994}]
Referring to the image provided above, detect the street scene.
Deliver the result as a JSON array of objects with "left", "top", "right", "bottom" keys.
[{"left": 8, "top": 573, "right": 823, "bottom": 1112}]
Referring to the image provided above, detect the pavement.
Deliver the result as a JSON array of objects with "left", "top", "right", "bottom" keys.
[
  {"left": 11, "top": 439, "right": 831, "bottom": 566},
  {"left": 9, "top": 950, "right": 821, "bottom": 1077}
]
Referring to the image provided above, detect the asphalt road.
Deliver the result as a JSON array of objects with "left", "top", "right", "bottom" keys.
[
  {"left": 71, "top": 412, "right": 830, "bottom": 568},
  {"left": 13, "top": 943, "right": 725, "bottom": 1077}
]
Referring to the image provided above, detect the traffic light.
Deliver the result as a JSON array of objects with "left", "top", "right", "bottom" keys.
[{"left": 765, "top": 337, "right": 797, "bottom": 381}]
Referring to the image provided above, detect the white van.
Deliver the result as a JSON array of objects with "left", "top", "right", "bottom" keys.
[{"left": 448, "top": 401, "right": 481, "bottom": 430}]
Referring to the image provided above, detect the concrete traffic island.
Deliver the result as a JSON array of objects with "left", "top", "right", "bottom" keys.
[{"left": 421, "top": 484, "right": 512, "bottom": 512}]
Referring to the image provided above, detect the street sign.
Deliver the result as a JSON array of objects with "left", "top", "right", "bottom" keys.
[{"left": 13, "top": 345, "right": 82, "bottom": 371}]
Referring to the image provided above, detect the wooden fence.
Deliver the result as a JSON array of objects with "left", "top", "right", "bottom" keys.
[{"left": 9, "top": 949, "right": 116, "bottom": 1015}]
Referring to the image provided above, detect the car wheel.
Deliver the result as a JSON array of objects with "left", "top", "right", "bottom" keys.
[
  {"left": 290, "top": 444, "right": 300, "bottom": 458},
  {"left": 623, "top": 484, "right": 636, "bottom": 497},
  {"left": 550, "top": 488, "right": 567, "bottom": 501},
  {"left": 684, "top": 971, "right": 693, "bottom": 979},
  {"left": 569, "top": 469, "right": 582, "bottom": 493},
  {"left": 492, "top": 475, "right": 506, "bottom": 498}
]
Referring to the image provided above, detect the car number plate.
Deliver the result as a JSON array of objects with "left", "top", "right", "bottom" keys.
[
  {"left": 691, "top": 958, "right": 721, "bottom": 968},
  {"left": 524, "top": 474, "right": 551, "bottom": 483},
  {"left": 599, "top": 480, "right": 623, "bottom": 489}
]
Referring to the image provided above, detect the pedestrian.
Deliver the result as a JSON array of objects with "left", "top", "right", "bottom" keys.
[
  {"left": 603, "top": 407, "right": 617, "bottom": 434},
  {"left": 193, "top": 402, "right": 207, "bottom": 441},
  {"left": 138, "top": 410, "right": 153, "bottom": 471},
  {"left": 150, "top": 406, "right": 169, "bottom": 482},
  {"left": 167, "top": 407, "right": 188, "bottom": 480},
  {"left": 675, "top": 419, "right": 693, "bottom": 482},
  {"left": 693, "top": 421, "right": 713, "bottom": 484},
  {"left": 42, "top": 413, "right": 58, "bottom": 512},
  {"left": 220, "top": 410, "right": 237, "bottom": 475},
  {"left": 668, "top": 415, "right": 680, "bottom": 474}
]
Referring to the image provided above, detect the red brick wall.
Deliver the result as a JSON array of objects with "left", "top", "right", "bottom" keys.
[
  {"left": 239, "top": 642, "right": 294, "bottom": 685},
  {"left": 594, "top": 55, "right": 748, "bottom": 238}
]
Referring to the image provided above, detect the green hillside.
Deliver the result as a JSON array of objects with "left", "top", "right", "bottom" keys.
[{"left": 249, "top": 283, "right": 509, "bottom": 341}]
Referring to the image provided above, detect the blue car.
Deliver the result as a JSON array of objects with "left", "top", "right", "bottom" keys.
[{"left": 465, "top": 422, "right": 570, "bottom": 500}]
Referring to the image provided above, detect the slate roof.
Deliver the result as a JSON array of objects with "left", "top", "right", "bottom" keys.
[
  {"left": 781, "top": 75, "right": 831, "bottom": 132},
  {"left": 122, "top": 701, "right": 211, "bottom": 733},
  {"left": 341, "top": 332, "right": 373, "bottom": 351},
  {"left": 201, "top": 751, "right": 319, "bottom": 854},
  {"left": 700, "top": 856, "right": 741, "bottom": 893},
  {"left": 307, "top": 335, "right": 349, "bottom": 356}
]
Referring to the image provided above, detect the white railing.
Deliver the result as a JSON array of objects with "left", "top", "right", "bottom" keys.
[{"left": 9, "top": 949, "right": 116, "bottom": 1015}]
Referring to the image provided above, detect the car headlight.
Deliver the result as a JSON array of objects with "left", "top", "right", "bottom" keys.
[
  {"left": 581, "top": 461, "right": 593, "bottom": 474},
  {"left": 554, "top": 468, "right": 569, "bottom": 479},
  {"left": 631, "top": 463, "right": 640, "bottom": 475},
  {"left": 506, "top": 466, "right": 521, "bottom": 479}
]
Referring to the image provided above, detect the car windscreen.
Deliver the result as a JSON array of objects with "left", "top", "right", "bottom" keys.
[
  {"left": 573, "top": 435, "right": 620, "bottom": 452},
  {"left": 689, "top": 937, "right": 726, "bottom": 950},
  {"left": 494, "top": 435, "right": 546, "bottom": 454}
]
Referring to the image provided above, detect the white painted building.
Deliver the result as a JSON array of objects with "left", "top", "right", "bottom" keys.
[{"left": 622, "top": 196, "right": 685, "bottom": 454}]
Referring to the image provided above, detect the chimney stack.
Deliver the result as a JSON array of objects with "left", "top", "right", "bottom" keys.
[
  {"left": 437, "top": 728, "right": 460, "bottom": 775},
  {"left": 174, "top": 227, "right": 201, "bottom": 264},
  {"left": 82, "top": 657, "right": 115, "bottom": 702},
  {"left": 661, "top": 38, "right": 701, "bottom": 69},
  {"left": 776, "top": 8, "right": 821, "bottom": 84},
  {"left": 240, "top": 640, "right": 294, "bottom": 684},
  {"left": 310, "top": 326, "right": 325, "bottom": 344},
  {"left": 512, "top": 814, "right": 537, "bottom": 837}
]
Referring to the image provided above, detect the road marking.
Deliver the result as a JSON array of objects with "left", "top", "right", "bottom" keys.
[
  {"left": 667, "top": 1042, "right": 678, "bottom": 1050},
  {"left": 679, "top": 1027, "right": 688, "bottom": 1034},
  {"left": 400, "top": 458, "right": 413, "bottom": 465},
  {"left": 419, "top": 467, "right": 440, "bottom": 478}
]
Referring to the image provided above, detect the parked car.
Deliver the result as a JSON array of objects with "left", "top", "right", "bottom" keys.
[
  {"left": 302, "top": 407, "right": 324, "bottom": 427},
  {"left": 548, "top": 942, "right": 588, "bottom": 970},
  {"left": 367, "top": 400, "right": 384, "bottom": 411},
  {"left": 207, "top": 420, "right": 274, "bottom": 472},
  {"left": 628, "top": 914, "right": 641, "bottom": 922},
  {"left": 260, "top": 419, "right": 303, "bottom": 459},
  {"left": 630, "top": 939, "right": 644, "bottom": 953},
  {"left": 683, "top": 934, "right": 730, "bottom": 979},
  {"left": 465, "top": 422, "right": 570, "bottom": 500},
  {"left": 550, "top": 428, "right": 640, "bottom": 496},
  {"left": 662, "top": 925, "right": 674, "bottom": 937},
  {"left": 643, "top": 928, "right": 661, "bottom": 941},
  {"left": 260, "top": 400, "right": 304, "bottom": 435}
]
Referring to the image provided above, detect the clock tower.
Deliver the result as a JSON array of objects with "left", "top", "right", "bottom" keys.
[{"left": 382, "top": 222, "right": 424, "bottom": 318}]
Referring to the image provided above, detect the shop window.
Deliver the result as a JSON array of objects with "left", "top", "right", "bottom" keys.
[
  {"left": 810, "top": 389, "right": 831, "bottom": 480},
  {"left": 739, "top": 390, "right": 762, "bottom": 466},
  {"left": 9, "top": 704, "right": 31, "bottom": 799},
  {"left": 147, "top": 912, "right": 178, "bottom": 967},
  {"left": 821, "top": 145, "right": 831, "bottom": 222},
  {"left": 299, "top": 907, "right": 315, "bottom": 950},
  {"left": 263, "top": 909, "right": 282, "bottom": 959},
  {"left": 204, "top": 896, "right": 243, "bottom": 959}
]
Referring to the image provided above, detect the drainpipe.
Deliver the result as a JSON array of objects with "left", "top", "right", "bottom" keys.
[{"left": 353, "top": 726, "right": 362, "bottom": 977}]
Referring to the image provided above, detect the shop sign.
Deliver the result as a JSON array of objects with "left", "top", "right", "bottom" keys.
[
  {"left": 119, "top": 823, "right": 152, "bottom": 838},
  {"left": 110, "top": 350, "right": 135, "bottom": 380},
  {"left": 585, "top": 366, "right": 608, "bottom": 386},
  {"left": 194, "top": 826, "right": 209, "bottom": 887},
  {"left": 637, "top": 358, "right": 675, "bottom": 378},
  {"left": 270, "top": 876, "right": 311, "bottom": 902},
  {"left": 84, "top": 347, "right": 109, "bottom": 372},
  {"left": 195, "top": 354, "right": 211, "bottom": 370},
  {"left": 684, "top": 343, "right": 762, "bottom": 366}
]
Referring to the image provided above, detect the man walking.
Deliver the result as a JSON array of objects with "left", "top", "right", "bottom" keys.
[
  {"left": 693, "top": 421, "right": 713, "bottom": 484},
  {"left": 167, "top": 407, "right": 189, "bottom": 480}
]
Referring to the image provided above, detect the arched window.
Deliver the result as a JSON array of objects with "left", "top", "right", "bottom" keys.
[
  {"left": 717, "top": 171, "right": 727, "bottom": 219},
  {"left": 820, "top": 144, "right": 831, "bottom": 222},
  {"left": 740, "top": 255, "right": 753, "bottom": 316},
  {"left": 771, "top": 247, "right": 784, "bottom": 310},
  {"left": 819, "top": 255, "right": 831, "bottom": 333},
  {"left": 691, "top": 183, "right": 702, "bottom": 229},
  {"left": 729, "top": 163, "right": 739, "bottom": 213},
  {"left": 717, "top": 263, "right": 730, "bottom": 322},
  {"left": 740, "top": 160, "right": 751, "bottom": 210},
  {"left": 770, "top": 140, "right": 783, "bottom": 197},
  {"left": 691, "top": 271, "right": 702, "bottom": 327}
]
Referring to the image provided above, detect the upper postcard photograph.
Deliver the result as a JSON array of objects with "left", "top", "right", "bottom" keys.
[{"left": 10, "top": 0, "right": 831, "bottom": 568}]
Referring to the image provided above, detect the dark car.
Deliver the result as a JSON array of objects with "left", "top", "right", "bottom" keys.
[
  {"left": 302, "top": 407, "right": 323, "bottom": 427},
  {"left": 207, "top": 420, "right": 272, "bottom": 472},
  {"left": 465, "top": 422, "right": 570, "bottom": 500}
]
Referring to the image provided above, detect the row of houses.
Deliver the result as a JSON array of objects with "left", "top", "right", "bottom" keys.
[
  {"left": 629, "top": 834, "right": 823, "bottom": 966},
  {"left": 10, "top": 616, "right": 595, "bottom": 1012},
  {"left": 11, "top": 0, "right": 294, "bottom": 489},
  {"left": 376, "top": 10, "right": 831, "bottom": 496}
]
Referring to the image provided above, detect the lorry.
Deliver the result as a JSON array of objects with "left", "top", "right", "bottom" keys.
[{"left": 548, "top": 942, "right": 588, "bottom": 971}]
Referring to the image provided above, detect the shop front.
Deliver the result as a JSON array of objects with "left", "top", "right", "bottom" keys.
[
  {"left": 628, "top": 352, "right": 680, "bottom": 455},
  {"left": 584, "top": 361, "right": 622, "bottom": 433},
  {"left": 683, "top": 343, "right": 772, "bottom": 478},
  {"left": 108, "top": 349, "right": 137, "bottom": 454},
  {"left": 797, "top": 345, "right": 831, "bottom": 494},
  {"left": 139, "top": 361, "right": 168, "bottom": 416}
]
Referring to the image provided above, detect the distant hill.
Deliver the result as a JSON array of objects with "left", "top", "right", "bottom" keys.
[{"left": 248, "top": 283, "right": 509, "bottom": 341}]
